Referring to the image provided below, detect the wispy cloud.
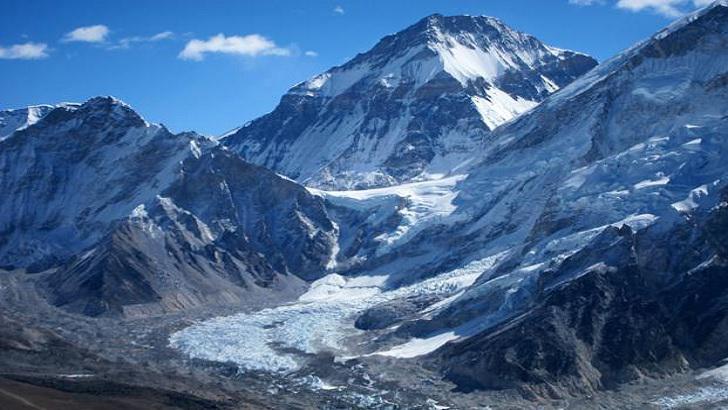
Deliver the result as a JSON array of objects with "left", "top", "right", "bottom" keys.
[
  {"left": 333, "top": 5, "right": 345, "bottom": 14},
  {"left": 178, "top": 33, "right": 291, "bottom": 61},
  {"left": 0, "top": 42, "right": 49, "bottom": 60},
  {"left": 304, "top": 50, "right": 319, "bottom": 57},
  {"left": 569, "top": 0, "right": 715, "bottom": 16},
  {"left": 111, "top": 31, "right": 174, "bottom": 49},
  {"left": 569, "top": 0, "right": 605, "bottom": 5},
  {"left": 62, "top": 24, "right": 110, "bottom": 43},
  {"left": 149, "top": 31, "right": 175, "bottom": 41}
]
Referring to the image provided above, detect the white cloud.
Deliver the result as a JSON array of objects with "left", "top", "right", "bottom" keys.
[
  {"left": 113, "top": 31, "right": 174, "bottom": 49},
  {"left": 616, "top": 0, "right": 687, "bottom": 16},
  {"left": 570, "top": 0, "right": 717, "bottom": 17},
  {"left": 149, "top": 31, "right": 175, "bottom": 41},
  {"left": 334, "top": 5, "right": 345, "bottom": 14},
  {"left": 304, "top": 50, "right": 319, "bottom": 57},
  {"left": 0, "top": 42, "right": 49, "bottom": 60},
  {"left": 178, "top": 34, "right": 291, "bottom": 61},
  {"left": 62, "top": 25, "right": 109, "bottom": 43}
]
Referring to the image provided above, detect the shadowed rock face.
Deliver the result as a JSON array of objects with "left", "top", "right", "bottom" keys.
[
  {"left": 164, "top": 150, "right": 337, "bottom": 281},
  {"left": 46, "top": 148, "right": 339, "bottom": 317},
  {"left": 222, "top": 14, "right": 596, "bottom": 189}
]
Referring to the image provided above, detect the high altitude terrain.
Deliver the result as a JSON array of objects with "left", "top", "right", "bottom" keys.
[
  {"left": 2, "top": 3, "right": 728, "bottom": 409},
  {"left": 223, "top": 14, "right": 596, "bottom": 189}
]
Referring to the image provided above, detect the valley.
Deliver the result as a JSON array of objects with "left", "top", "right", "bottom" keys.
[{"left": 2, "top": 2, "right": 728, "bottom": 409}]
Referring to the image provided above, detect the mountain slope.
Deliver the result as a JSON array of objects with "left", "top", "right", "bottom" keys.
[
  {"left": 391, "top": 2, "right": 728, "bottom": 395},
  {"left": 436, "top": 186, "right": 728, "bottom": 398},
  {"left": 0, "top": 97, "right": 204, "bottom": 270},
  {"left": 47, "top": 150, "right": 338, "bottom": 317},
  {"left": 223, "top": 14, "right": 596, "bottom": 189}
]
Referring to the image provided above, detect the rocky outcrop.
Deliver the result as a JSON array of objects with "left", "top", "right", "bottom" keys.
[{"left": 435, "top": 195, "right": 728, "bottom": 398}]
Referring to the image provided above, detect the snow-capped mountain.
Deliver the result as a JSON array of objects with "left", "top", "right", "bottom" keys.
[
  {"left": 0, "top": 104, "right": 56, "bottom": 141},
  {"left": 0, "top": 97, "right": 340, "bottom": 316},
  {"left": 223, "top": 14, "right": 597, "bottom": 189},
  {"left": 0, "top": 97, "right": 206, "bottom": 270}
]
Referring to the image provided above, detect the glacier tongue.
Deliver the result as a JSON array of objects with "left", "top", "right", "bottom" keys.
[{"left": 169, "top": 252, "right": 507, "bottom": 372}]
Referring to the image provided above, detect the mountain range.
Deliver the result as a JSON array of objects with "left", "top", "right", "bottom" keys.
[{"left": 2, "top": 3, "right": 728, "bottom": 408}]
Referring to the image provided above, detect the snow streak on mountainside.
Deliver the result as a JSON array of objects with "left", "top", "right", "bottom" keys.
[
  {"left": 0, "top": 105, "right": 56, "bottom": 141},
  {"left": 223, "top": 14, "right": 596, "bottom": 189}
]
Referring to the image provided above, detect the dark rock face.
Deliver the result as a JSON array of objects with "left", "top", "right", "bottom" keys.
[
  {"left": 355, "top": 296, "right": 439, "bottom": 331},
  {"left": 223, "top": 14, "right": 597, "bottom": 189},
  {"left": 47, "top": 210, "right": 277, "bottom": 317},
  {"left": 434, "top": 189, "right": 728, "bottom": 398},
  {"left": 46, "top": 147, "right": 339, "bottom": 317},
  {"left": 49, "top": 224, "right": 166, "bottom": 317},
  {"left": 164, "top": 150, "right": 337, "bottom": 281}
]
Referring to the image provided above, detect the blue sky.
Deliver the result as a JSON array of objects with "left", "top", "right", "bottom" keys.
[{"left": 0, "top": 0, "right": 712, "bottom": 135}]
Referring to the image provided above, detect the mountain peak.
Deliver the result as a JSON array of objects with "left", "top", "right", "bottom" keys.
[
  {"left": 291, "top": 14, "right": 595, "bottom": 99},
  {"left": 652, "top": 0, "right": 728, "bottom": 41},
  {"left": 42, "top": 96, "right": 151, "bottom": 130},
  {"left": 421, "top": 13, "right": 508, "bottom": 34},
  {"left": 82, "top": 95, "right": 129, "bottom": 108},
  {"left": 224, "top": 14, "right": 596, "bottom": 189},
  {"left": 548, "top": 0, "right": 728, "bottom": 108},
  {"left": 78, "top": 95, "right": 137, "bottom": 117}
]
